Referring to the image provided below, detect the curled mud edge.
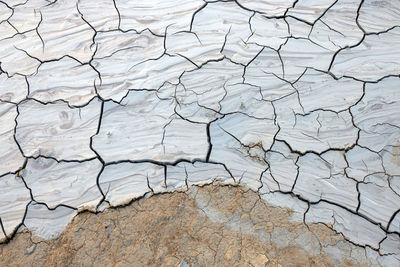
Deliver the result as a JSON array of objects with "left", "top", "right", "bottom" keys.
[{"left": 0, "top": 184, "right": 392, "bottom": 266}]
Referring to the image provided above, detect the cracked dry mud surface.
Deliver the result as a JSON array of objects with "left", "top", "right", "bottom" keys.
[
  {"left": 0, "top": 185, "right": 388, "bottom": 266},
  {"left": 0, "top": 0, "right": 400, "bottom": 266}
]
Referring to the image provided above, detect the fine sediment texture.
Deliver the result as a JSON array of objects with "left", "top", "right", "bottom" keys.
[{"left": 0, "top": 184, "right": 393, "bottom": 267}]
